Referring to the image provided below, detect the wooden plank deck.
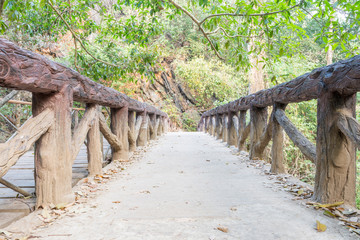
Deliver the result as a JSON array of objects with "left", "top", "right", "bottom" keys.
[{"left": 0, "top": 140, "right": 110, "bottom": 228}]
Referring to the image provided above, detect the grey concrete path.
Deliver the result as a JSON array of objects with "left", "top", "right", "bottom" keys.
[{"left": 5, "top": 132, "right": 355, "bottom": 239}]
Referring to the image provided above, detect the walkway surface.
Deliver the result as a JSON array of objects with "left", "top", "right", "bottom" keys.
[{"left": 5, "top": 132, "right": 355, "bottom": 239}]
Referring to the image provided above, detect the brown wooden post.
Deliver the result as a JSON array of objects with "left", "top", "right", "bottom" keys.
[
  {"left": 149, "top": 114, "right": 157, "bottom": 140},
  {"left": 73, "top": 110, "right": 79, "bottom": 129},
  {"left": 87, "top": 104, "right": 102, "bottom": 176},
  {"left": 32, "top": 85, "right": 74, "bottom": 208},
  {"left": 111, "top": 106, "right": 129, "bottom": 162},
  {"left": 137, "top": 111, "right": 148, "bottom": 146},
  {"left": 249, "top": 106, "right": 267, "bottom": 160},
  {"left": 238, "top": 110, "right": 247, "bottom": 151},
  {"left": 208, "top": 116, "right": 213, "bottom": 136},
  {"left": 215, "top": 114, "right": 222, "bottom": 139},
  {"left": 314, "top": 92, "right": 356, "bottom": 206},
  {"left": 128, "top": 110, "right": 136, "bottom": 152},
  {"left": 222, "top": 114, "right": 228, "bottom": 142},
  {"left": 227, "top": 111, "right": 237, "bottom": 146},
  {"left": 211, "top": 116, "right": 216, "bottom": 136},
  {"left": 271, "top": 104, "right": 286, "bottom": 174},
  {"left": 157, "top": 116, "right": 163, "bottom": 136},
  {"left": 205, "top": 116, "right": 210, "bottom": 134}
]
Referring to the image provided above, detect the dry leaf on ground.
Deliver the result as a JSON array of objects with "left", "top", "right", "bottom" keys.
[
  {"left": 217, "top": 226, "right": 229, "bottom": 233},
  {"left": 316, "top": 220, "right": 327, "bottom": 232}
]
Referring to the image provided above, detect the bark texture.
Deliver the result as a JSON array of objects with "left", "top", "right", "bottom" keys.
[
  {"left": 111, "top": 107, "right": 129, "bottom": 162},
  {"left": 314, "top": 92, "right": 356, "bottom": 206},
  {"left": 249, "top": 107, "right": 267, "bottom": 160},
  {"left": 33, "top": 86, "right": 74, "bottom": 208},
  {"left": 87, "top": 105, "right": 102, "bottom": 176},
  {"left": 271, "top": 104, "right": 286, "bottom": 174},
  {"left": 274, "top": 108, "right": 316, "bottom": 163}
]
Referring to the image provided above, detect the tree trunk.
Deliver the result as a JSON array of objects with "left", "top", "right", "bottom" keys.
[
  {"left": 32, "top": 86, "right": 74, "bottom": 208},
  {"left": 314, "top": 92, "right": 356, "bottom": 206}
]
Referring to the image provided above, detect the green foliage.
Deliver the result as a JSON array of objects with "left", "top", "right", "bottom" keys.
[{"left": 175, "top": 57, "right": 248, "bottom": 110}]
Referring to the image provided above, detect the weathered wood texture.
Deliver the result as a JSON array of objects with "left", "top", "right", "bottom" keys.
[
  {"left": 72, "top": 105, "right": 97, "bottom": 161},
  {"left": 227, "top": 112, "right": 237, "bottom": 146},
  {"left": 337, "top": 109, "right": 360, "bottom": 148},
  {"left": 202, "top": 54, "right": 360, "bottom": 116},
  {"left": 215, "top": 115, "right": 223, "bottom": 139},
  {"left": 86, "top": 105, "right": 102, "bottom": 176},
  {"left": 274, "top": 108, "right": 316, "bottom": 163},
  {"left": 238, "top": 123, "right": 250, "bottom": 151},
  {"left": 33, "top": 86, "right": 74, "bottom": 208},
  {"left": 99, "top": 113, "right": 122, "bottom": 151},
  {"left": 0, "top": 38, "right": 166, "bottom": 116},
  {"left": 128, "top": 112, "right": 142, "bottom": 151},
  {"left": 0, "top": 90, "right": 18, "bottom": 108},
  {"left": 271, "top": 104, "right": 286, "bottom": 174},
  {"left": 237, "top": 111, "right": 247, "bottom": 151},
  {"left": 0, "top": 109, "right": 53, "bottom": 178},
  {"left": 137, "top": 112, "right": 148, "bottom": 146},
  {"left": 314, "top": 93, "right": 356, "bottom": 206},
  {"left": 222, "top": 115, "right": 228, "bottom": 142},
  {"left": 249, "top": 107, "right": 267, "bottom": 160},
  {"left": 111, "top": 107, "right": 129, "bottom": 162}
]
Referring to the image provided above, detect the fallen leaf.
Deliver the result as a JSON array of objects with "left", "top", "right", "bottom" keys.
[
  {"left": 316, "top": 220, "right": 327, "bottom": 232},
  {"left": 323, "top": 210, "right": 336, "bottom": 218},
  {"left": 230, "top": 207, "right": 237, "bottom": 211},
  {"left": 41, "top": 209, "right": 51, "bottom": 219},
  {"left": 297, "top": 189, "right": 304, "bottom": 195},
  {"left": 217, "top": 226, "right": 228, "bottom": 233},
  {"left": 315, "top": 201, "right": 344, "bottom": 209},
  {"left": 55, "top": 203, "right": 67, "bottom": 210},
  {"left": 112, "top": 201, "right": 121, "bottom": 204}
]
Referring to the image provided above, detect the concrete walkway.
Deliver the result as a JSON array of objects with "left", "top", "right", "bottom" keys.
[{"left": 6, "top": 132, "right": 355, "bottom": 239}]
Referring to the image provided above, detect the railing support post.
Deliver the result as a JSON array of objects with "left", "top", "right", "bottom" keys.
[
  {"left": 215, "top": 114, "right": 222, "bottom": 139},
  {"left": 32, "top": 85, "right": 74, "bottom": 208},
  {"left": 314, "top": 92, "right": 356, "bottom": 206},
  {"left": 111, "top": 106, "right": 129, "bottom": 162},
  {"left": 227, "top": 111, "right": 237, "bottom": 146},
  {"left": 222, "top": 114, "right": 228, "bottom": 142},
  {"left": 250, "top": 106, "right": 267, "bottom": 160},
  {"left": 238, "top": 110, "right": 247, "bottom": 151},
  {"left": 87, "top": 104, "right": 102, "bottom": 176},
  {"left": 128, "top": 111, "right": 137, "bottom": 152},
  {"left": 271, "top": 103, "right": 286, "bottom": 174},
  {"left": 149, "top": 114, "right": 157, "bottom": 140},
  {"left": 137, "top": 111, "right": 148, "bottom": 146}
]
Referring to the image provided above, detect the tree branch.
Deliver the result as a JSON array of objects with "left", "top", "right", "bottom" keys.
[
  {"left": 199, "top": 2, "right": 302, "bottom": 26},
  {"left": 47, "top": 0, "right": 122, "bottom": 68},
  {"left": 168, "top": 0, "right": 225, "bottom": 60},
  {"left": 206, "top": 27, "right": 263, "bottom": 39}
]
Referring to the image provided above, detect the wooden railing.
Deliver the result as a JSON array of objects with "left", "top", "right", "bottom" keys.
[
  {"left": 0, "top": 38, "right": 168, "bottom": 208},
  {"left": 198, "top": 55, "right": 360, "bottom": 207}
]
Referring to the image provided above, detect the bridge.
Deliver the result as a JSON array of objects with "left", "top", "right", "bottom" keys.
[{"left": 0, "top": 38, "right": 359, "bottom": 238}]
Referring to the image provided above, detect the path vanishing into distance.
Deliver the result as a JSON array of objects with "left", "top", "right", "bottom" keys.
[{"left": 6, "top": 132, "right": 355, "bottom": 239}]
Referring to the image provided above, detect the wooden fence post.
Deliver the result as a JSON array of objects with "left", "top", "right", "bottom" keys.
[
  {"left": 87, "top": 104, "right": 102, "bottom": 176},
  {"left": 222, "top": 114, "right": 228, "bottom": 142},
  {"left": 227, "top": 111, "right": 237, "bottom": 146},
  {"left": 249, "top": 106, "right": 267, "bottom": 160},
  {"left": 238, "top": 110, "right": 247, "bottom": 151},
  {"left": 149, "top": 114, "right": 157, "bottom": 140},
  {"left": 211, "top": 116, "right": 216, "bottom": 136},
  {"left": 128, "top": 111, "right": 137, "bottom": 152},
  {"left": 32, "top": 85, "right": 74, "bottom": 208},
  {"left": 271, "top": 104, "right": 286, "bottom": 174},
  {"left": 111, "top": 106, "right": 129, "bottom": 162},
  {"left": 314, "top": 92, "right": 356, "bottom": 206},
  {"left": 215, "top": 114, "right": 222, "bottom": 139},
  {"left": 137, "top": 111, "right": 148, "bottom": 146}
]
